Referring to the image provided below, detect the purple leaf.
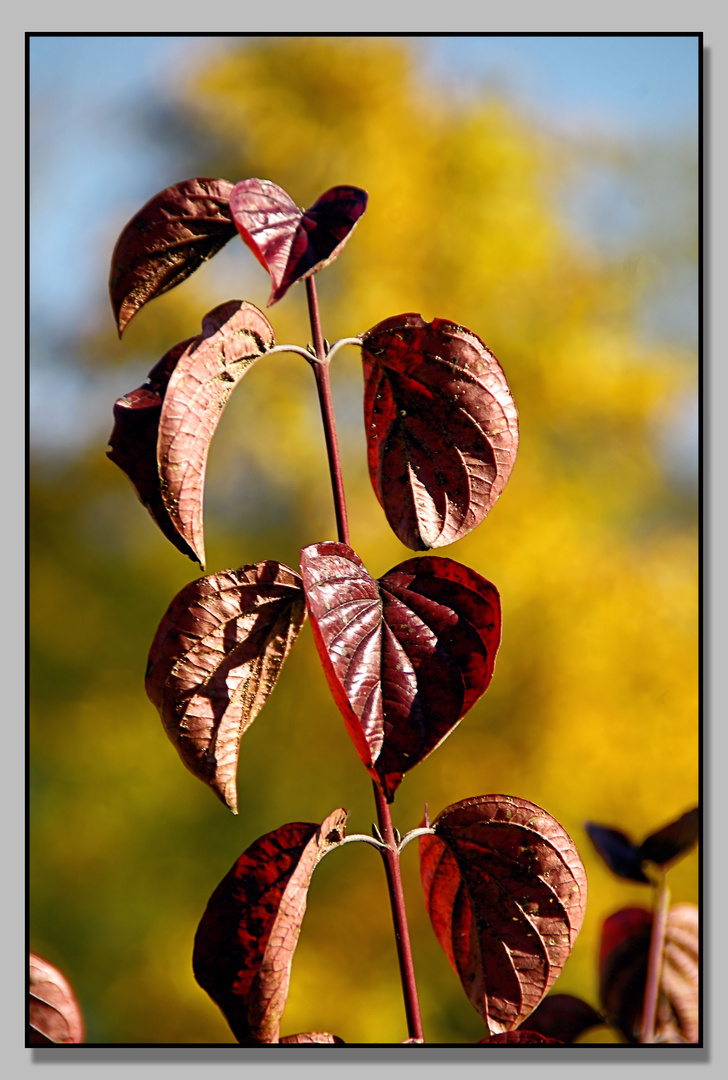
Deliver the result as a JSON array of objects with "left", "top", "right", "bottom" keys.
[
  {"left": 361, "top": 313, "right": 519, "bottom": 549},
  {"left": 585, "top": 822, "right": 649, "bottom": 883},
  {"left": 230, "top": 179, "right": 367, "bottom": 304}
]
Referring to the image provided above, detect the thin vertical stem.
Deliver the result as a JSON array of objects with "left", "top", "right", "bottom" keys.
[
  {"left": 304, "top": 272, "right": 423, "bottom": 1041},
  {"left": 641, "top": 870, "right": 670, "bottom": 1043}
]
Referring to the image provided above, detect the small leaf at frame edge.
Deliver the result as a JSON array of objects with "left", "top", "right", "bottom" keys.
[
  {"left": 420, "top": 795, "right": 587, "bottom": 1036},
  {"left": 300, "top": 541, "right": 501, "bottom": 801},
  {"left": 361, "top": 313, "right": 519, "bottom": 550},
  {"left": 29, "top": 953, "right": 85, "bottom": 1045},
  {"left": 280, "top": 1032, "right": 345, "bottom": 1044},
  {"left": 192, "top": 809, "right": 347, "bottom": 1044},
  {"left": 230, "top": 179, "right": 368, "bottom": 305},
  {"left": 110, "top": 177, "right": 238, "bottom": 335},
  {"left": 145, "top": 562, "right": 306, "bottom": 813}
]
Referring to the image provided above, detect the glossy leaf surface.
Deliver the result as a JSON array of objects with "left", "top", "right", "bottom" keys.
[
  {"left": 29, "top": 953, "right": 84, "bottom": 1045},
  {"left": 230, "top": 178, "right": 367, "bottom": 304},
  {"left": 300, "top": 542, "right": 501, "bottom": 800},
  {"left": 108, "top": 339, "right": 197, "bottom": 562},
  {"left": 361, "top": 313, "right": 519, "bottom": 549},
  {"left": 420, "top": 796, "right": 587, "bottom": 1036},
  {"left": 146, "top": 563, "right": 306, "bottom": 813},
  {"left": 110, "top": 177, "right": 237, "bottom": 335},
  {"left": 585, "top": 822, "right": 649, "bottom": 883},
  {"left": 599, "top": 903, "right": 699, "bottom": 1044},
  {"left": 157, "top": 300, "right": 274, "bottom": 567},
  {"left": 193, "top": 809, "right": 347, "bottom": 1043}
]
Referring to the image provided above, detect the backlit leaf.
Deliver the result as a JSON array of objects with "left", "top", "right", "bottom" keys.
[
  {"left": 110, "top": 177, "right": 238, "bottom": 335},
  {"left": 29, "top": 953, "right": 84, "bottom": 1045},
  {"left": 280, "top": 1032, "right": 345, "bottom": 1044},
  {"left": 145, "top": 562, "right": 306, "bottom": 813},
  {"left": 300, "top": 541, "right": 501, "bottom": 800},
  {"left": 230, "top": 178, "right": 368, "bottom": 304},
  {"left": 193, "top": 809, "right": 347, "bottom": 1043},
  {"left": 156, "top": 300, "right": 275, "bottom": 568},
  {"left": 420, "top": 795, "right": 587, "bottom": 1036},
  {"left": 361, "top": 313, "right": 519, "bottom": 549},
  {"left": 599, "top": 903, "right": 699, "bottom": 1044}
]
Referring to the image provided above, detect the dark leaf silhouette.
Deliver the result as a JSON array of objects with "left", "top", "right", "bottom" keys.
[
  {"left": 639, "top": 807, "right": 699, "bottom": 868},
  {"left": 110, "top": 177, "right": 238, "bottom": 335},
  {"left": 146, "top": 562, "right": 306, "bottom": 813},
  {"left": 481, "top": 1031, "right": 565, "bottom": 1045},
  {"left": 300, "top": 541, "right": 501, "bottom": 800},
  {"left": 108, "top": 338, "right": 197, "bottom": 562},
  {"left": 585, "top": 822, "right": 649, "bottom": 883},
  {"left": 29, "top": 953, "right": 84, "bottom": 1045},
  {"left": 361, "top": 313, "right": 519, "bottom": 549},
  {"left": 519, "top": 993, "right": 604, "bottom": 1043},
  {"left": 420, "top": 796, "right": 587, "bottom": 1036},
  {"left": 599, "top": 903, "right": 699, "bottom": 1044},
  {"left": 193, "top": 809, "right": 347, "bottom": 1043},
  {"left": 230, "top": 178, "right": 368, "bottom": 305}
]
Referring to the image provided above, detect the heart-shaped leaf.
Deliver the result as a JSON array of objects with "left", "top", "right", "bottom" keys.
[
  {"left": 299, "top": 541, "right": 501, "bottom": 801},
  {"left": 193, "top": 809, "right": 347, "bottom": 1044},
  {"left": 361, "top": 313, "right": 519, "bottom": 549},
  {"left": 145, "top": 562, "right": 306, "bottom": 813},
  {"left": 158, "top": 300, "right": 274, "bottom": 567},
  {"left": 230, "top": 178, "right": 368, "bottom": 305},
  {"left": 599, "top": 903, "right": 699, "bottom": 1044},
  {"left": 419, "top": 795, "right": 587, "bottom": 1036},
  {"left": 108, "top": 338, "right": 198, "bottom": 562},
  {"left": 110, "top": 177, "right": 238, "bottom": 335},
  {"left": 585, "top": 822, "right": 650, "bottom": 883},
  {"left": 29, "top": 953, "right": 85, "bottom": 1045}
]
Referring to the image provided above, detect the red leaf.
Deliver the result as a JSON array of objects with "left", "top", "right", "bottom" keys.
[
  {"left": 361, "top": 313, "right": 519, "bottom": 549},
  {"left": 420, "top": 796, "right": 587, "bottom": 1036},
  {"left": 519, "top": 993, "right": 603, "bottom": 1043},
  {"left": 482, "top": 1030, "right": 565, "bottom": 1045},
  {"left": 156, "top": 300, "right": 275, "bottom": 567},
  {"left": 108, "top": 338, "right": 198, "bottom": 562},
  {"left": 193, "top": 809, "right": 347, "bottom": 1044},
  {"left": 29, "top": 953, "right": 84, "bottom": 1045},
  {"left": 599, "top": 903, "right": 699, "bottom": 1044},
  {"left": 146, "top": 562, "right": 306, "bottom": 813},
  {"left": 299, "top": 542, "right": 501, "bottom": 800},
  {"left": 110, "top": 177, "right": 238, "bottom": 335},
  {"left": 230, "top": 179, "right": 368, "bottom": 305}
]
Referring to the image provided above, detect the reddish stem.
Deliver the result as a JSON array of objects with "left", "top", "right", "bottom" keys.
[
  {"left": 641, "top": 870, "right": 670, "bottom": 1043},
  {"left": 305, "top": 273, "right": 424, "bottom": 1042}
]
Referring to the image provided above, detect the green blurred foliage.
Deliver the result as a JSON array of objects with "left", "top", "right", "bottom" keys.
[{"left": 30, "top": 37, "right": 698, "bottom": 1045}]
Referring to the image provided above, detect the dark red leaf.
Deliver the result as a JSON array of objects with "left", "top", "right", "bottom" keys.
[
  {"left": 585, "top": 822, "right": 649, "bottom": 883},
  {"left": 193, "top": 809, "right": 347, "bottom": 1044},
  {"left": 108, "top": 339, "right": 197, "bottom": 562},
  {"left": 519, "top": 993, "right": 603, "bottom": 1043},
  {"left": 146, "top": 562, "right": 306, "bottom": 813},
  {"left": 299, "top": 542, "right": 501, "bottom": 800},
  {"left": 639, "top": 807, "right": 699, "bottom": 868},
  {"left": 420, "top": 796, "right": 587, "bottom": 1036},
  {"left": 280, "top": 1032, "right": 345, "bottom": 1044},
  {"left": 230, "top": 179, "right": 367, "bottom": 305},
  {"left": 29, "top": 953, "right": 84, "bottom": 1045},
  {"left": 110, "top": 177, "right": 238, "bottom": 335},
  {"left": 481, "top": 1031, "right": 565, "bottom": 1045},
  {"left": 599, "top": 903, "right": 699, "bottom": 1044},
  {"left": 361, "top": 313, "right": 519, "bottom": 549}
]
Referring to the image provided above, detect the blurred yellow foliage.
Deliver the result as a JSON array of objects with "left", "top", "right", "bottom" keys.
[{"left": 30, "top": 37, "right": 698, "bottom": 1045}]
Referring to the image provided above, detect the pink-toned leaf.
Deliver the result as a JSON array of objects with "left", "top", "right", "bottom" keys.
[
  {"left": 193, "top": 809, "right": 347, "bottom": 1044},
  {"left": 519, "top": 993, "right": 603, "bottom": 1043},
  {"left": 145, "top": 562, "right": 306, "bottom": 813},
  {"left": 156, "top": 300, "right": 275, "bottom": 567},
  {"left": 420, "top": 796, "right": 587, "bottom": 1036},
  {"left": 29, "top": 953, "right": 84, "bottom": 1045},
  {"left": 639, "top": 807, "right": 699, "bottom": 868},
  {"left": 599, "top": 903, "right": 699, "bottom": 1044},
  {"left": 230, "top": 179, "right": 367, "bottom": 304},
  {"left": 361, "top": 313, "right": 519, "bottom": 549},
  {"left": 108, "top": 339, "right": 198, "bottom": 562},
  {"left": 280, "top": 1032, "right": 345, "bottom": 1044},
  {"left": 300, "top": 542, "right": 501, "bottom": 801},
  {"left": 110, "top": 177, "right": 238, "bottom": 335}
]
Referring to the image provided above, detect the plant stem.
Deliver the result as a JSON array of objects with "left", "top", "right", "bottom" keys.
[
  {"left": 305, "top": 273, "right": 424, "bottom": 1042},
  {"left": 641, "top": 869, "right": 670, "bottom": 1043}
]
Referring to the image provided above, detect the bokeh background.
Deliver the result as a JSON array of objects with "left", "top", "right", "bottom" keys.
[{"left": 29, "top": 34, "right": 699, "bottom": 1045}]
